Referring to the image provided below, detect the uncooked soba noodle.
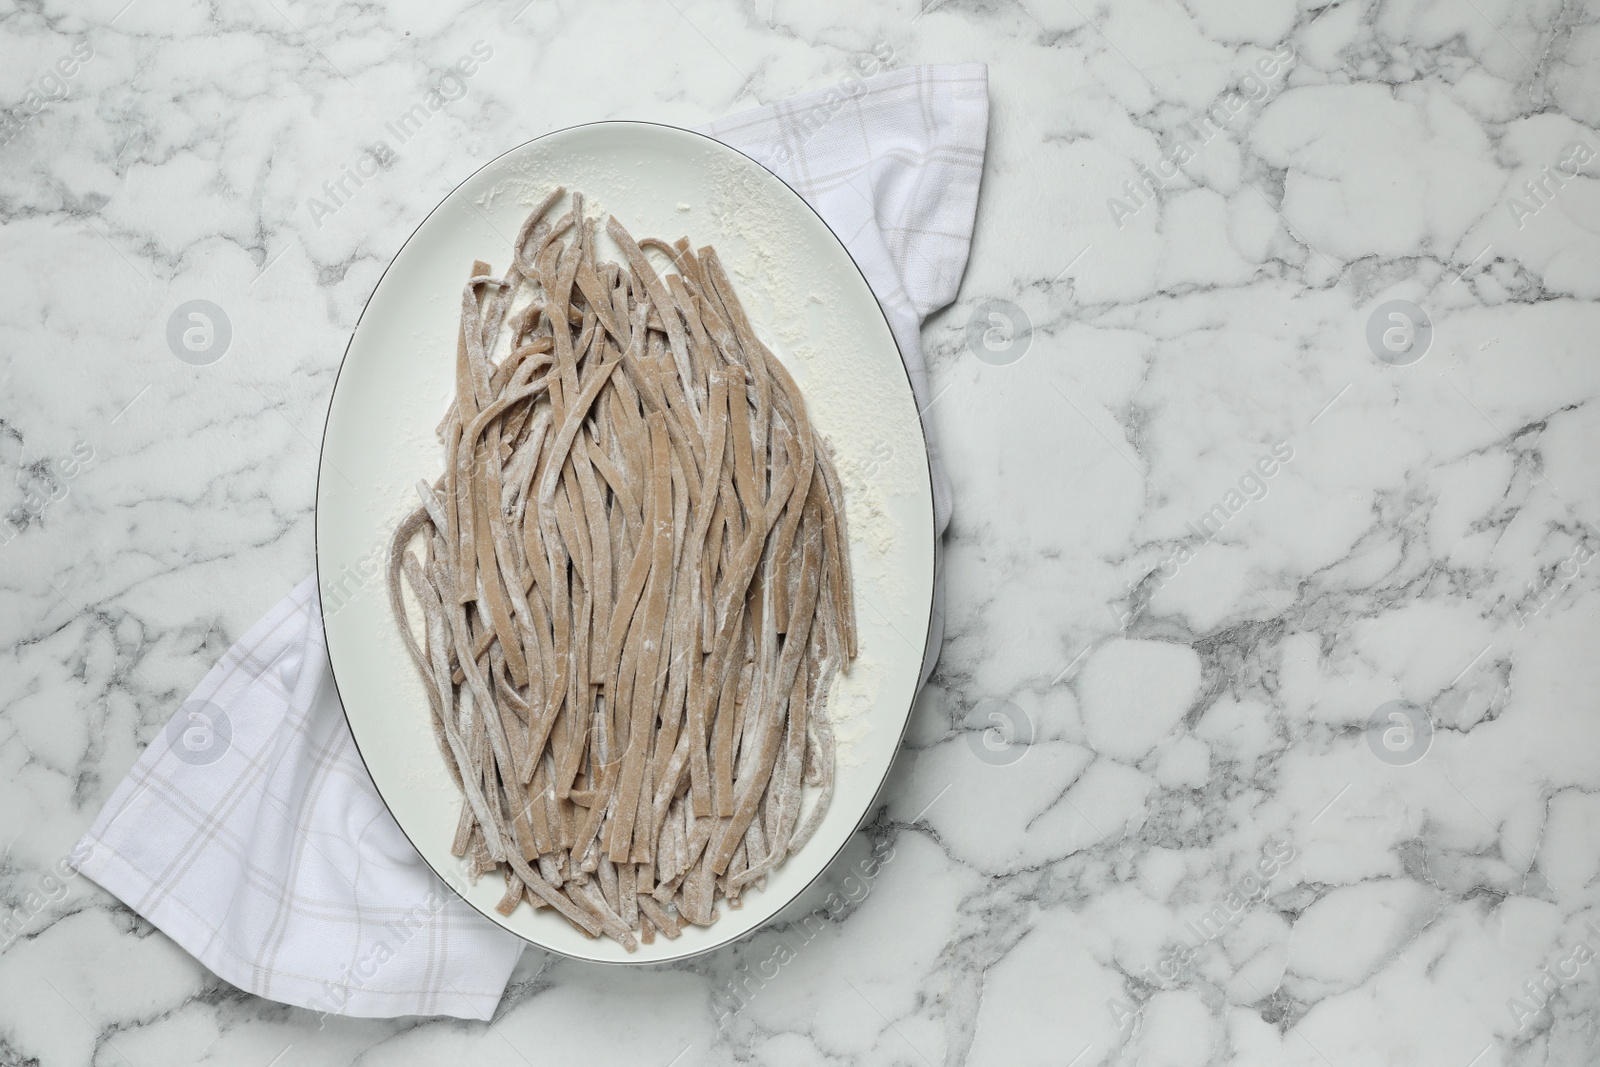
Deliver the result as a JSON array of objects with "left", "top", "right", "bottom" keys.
[{"left": 387, "top": 188, "right": 856, "bottom": 949}]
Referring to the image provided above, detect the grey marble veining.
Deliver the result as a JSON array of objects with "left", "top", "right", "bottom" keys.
[{"left": 3, "top": 0, "right": 1600, "bottom": 1064}]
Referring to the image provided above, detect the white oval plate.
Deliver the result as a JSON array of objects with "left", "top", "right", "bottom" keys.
[{"left": 317, "top": 121, "right": 934, "bottom": 963}]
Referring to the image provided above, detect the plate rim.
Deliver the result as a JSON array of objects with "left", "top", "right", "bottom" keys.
[{"left": 314, "top": 117, "right": 937, "bottom": 965}]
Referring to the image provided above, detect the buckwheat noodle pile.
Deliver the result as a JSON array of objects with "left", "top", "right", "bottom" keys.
[{"left": 387, "top": 188, "right": 856, "bottom": 950}]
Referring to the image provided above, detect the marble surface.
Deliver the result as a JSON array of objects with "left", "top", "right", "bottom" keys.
[{"left": 3, "top": 0, "right": 1600, "bottom": 1064}]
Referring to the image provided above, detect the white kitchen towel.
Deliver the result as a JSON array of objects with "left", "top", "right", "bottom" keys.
[
  {"left": 73, "top": 576, "right": 519, "bottom": 1021},
  {"left": 73, "top": 62, "right": 988, "bottom": 1022}
]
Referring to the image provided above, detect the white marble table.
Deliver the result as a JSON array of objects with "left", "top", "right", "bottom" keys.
[{"left": 4, "top": 0, "right": 1600, "bottom": 1064}]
